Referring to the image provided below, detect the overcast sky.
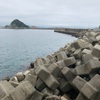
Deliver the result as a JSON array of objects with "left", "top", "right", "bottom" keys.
[{"left": 0, "top": 0, "right": 100, "bottom": 28}]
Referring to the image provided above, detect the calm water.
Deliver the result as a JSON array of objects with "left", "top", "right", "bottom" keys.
[{"left": 0, "top": 29, "right": 76, "bottom": 79}]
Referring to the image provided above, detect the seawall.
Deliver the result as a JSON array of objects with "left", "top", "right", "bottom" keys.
[
  {"left": 0, "top": 31, "right": 100, "bottom": 100},
  {"left": 54, "top": 28, "right": 90, "bottom": 37}
]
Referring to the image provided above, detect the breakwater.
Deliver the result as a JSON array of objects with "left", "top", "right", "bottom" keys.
[
  {"left": 1, "top": 31, "right": 100, "bottom": 100},
  {"left": 54, "top": 28, "right": 89, "bottom": 37}
]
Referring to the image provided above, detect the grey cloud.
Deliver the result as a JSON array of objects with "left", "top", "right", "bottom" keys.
[{"left": 0, "top": 0, "right": 100, "bottom": 28}]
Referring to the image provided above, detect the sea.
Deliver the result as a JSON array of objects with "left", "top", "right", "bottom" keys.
[{"left": 0, "top": 29, "right": 76, "bottom": 79}]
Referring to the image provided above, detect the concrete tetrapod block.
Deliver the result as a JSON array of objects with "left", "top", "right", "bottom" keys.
[
  {"left": 30, "top": 90, "right": 43, "bottom": 100},
  {"left": 23, "top": 70, "right": 30, "bottom": 76},
  {"left": 24, "top": 74, "right": 37, "bottom": 86},
  {"left": 61, "top": 97, "right": 68, "bottom": 100},
  {"left": 82, "top": 54, "right": 93, "bottom": 64},
  {"left": 96, "top": 35, "right": 100, "bottom": 41},
  {"left": 0, "top": 81, "right": 14, "bottom": 100},
  {"left": 45, "top": 95, "right": 61, "bottom": 100},
  {"left": 83, "top": 35, "right": 89, "bottom": 42},
  {"left": 35, "top": 65, "right": 50, "bottom": 81},
  {"left": 36, "top": 58, "right": 45, "bottom": 66},
  {"left": 53, "top": 89, "right": 60, "bottom": 96},
  {"left": 9, "top": 81, "right": 19, "bottom": 87},
  {"left": 76, "top": 93, "right": 88, "bottom": 100},
  {"left": 89, "top": 74, "right": 100, "bottom": 89},
  {"left": 89, "top": 74, "right": 100, "bottom": 100},
  {"left": 88, "top": 37, "right": 97, "bottom": 45},
  {"left": 76, "top": 60, "right": 82, "bottom": 66},
  {"left": 72, "top": 39, "right": 89, "bottom": 49},
  {"left": 47, "top": 55, "right": 53, "bottom": 60},
  {"left": 80, "top": 82, "right": 98, "bottom": 100},
  {"left": 85, "top": 59, "right": 100, "bottom": 73},
  {"left": 61, "top": 67, "right": 76, "bottom": 82},
  {"left": 61, "top": 94, "right": 71, "bottom": 100},
  {"left": 92, "top": 44, "right": 100, "bottom": 58},
  {"left": 77, "top": 58, "right": 100, "bottom": 76},
  {"left": 1, "top": 95, "right": 12, "bottom": 100},
  {"left": 85, "top": 32, "right": 96, "bottom": 38},
  {"left": 56, "top": 60, "right": 66, "bottom": 69},
  {"left": 10, "top": 81, "right": 35, "bottom": 100},
  {"left": 82, "top": 49, "right": 92, "bottom": 55},
  {"left": 57, "top": 51, "right": 68, "bottom": 61},
  {"left": 29, "top": 69, "right": 36, "bottom": 75},
  {"left": 73, "top": 49, "right": 82, "bottom": 59},
  {"left": 59, "top": 78, "right": 72, "bottom": 93},
  {"left": 41, "top": 88, "right": 53, "bottom": 96},
  {"left": 35, "top": 78, "right": 46, "bottom": 91},
  {"left": 45, "top": 75, "right": 59, "bottom": 90},
  {"left": 75, "top": 64, "right": 91, "bottom": 76},
  {"left": 47, "top": 63, "right": 61, "bottom": 78},
  {"left": 64, "top": 57, "right": 76, "bottom": 68},
  {"left": 72, "top": 76, "right": 87, "bottom": 91}
]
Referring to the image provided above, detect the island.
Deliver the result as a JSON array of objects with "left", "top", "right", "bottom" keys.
[{"left": 5, "top": 19, "right": 30, "bottom": 29}]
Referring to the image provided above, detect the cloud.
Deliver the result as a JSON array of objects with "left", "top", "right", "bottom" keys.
[{"left": 0, "top": 0, "right": 100, "bottom": 28}]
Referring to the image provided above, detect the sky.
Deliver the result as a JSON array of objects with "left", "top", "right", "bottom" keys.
[{"left": 0, "top": 0, "right": 100, "bottom": 28}]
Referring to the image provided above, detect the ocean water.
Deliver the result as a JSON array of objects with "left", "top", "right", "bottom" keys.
[{"left": 0, "top": 29, "right": 76, "bottom": 79}]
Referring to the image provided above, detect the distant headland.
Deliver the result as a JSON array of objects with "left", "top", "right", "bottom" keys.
[{"left": 5, "top": 19, "right": 30, "bottom": 29}]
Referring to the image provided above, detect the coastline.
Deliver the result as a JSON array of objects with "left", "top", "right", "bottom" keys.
[
  {"left": 1, "top": 31, "right": 100, "bottom": 100},
  {"left": 54, "top": 28, "right": 90, "bottom": 37}
]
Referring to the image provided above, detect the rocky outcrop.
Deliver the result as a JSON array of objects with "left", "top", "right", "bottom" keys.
[
  {"left": 5, "top": 19, "right": 30, "bottom": 29},
  {"left": 1, "top": 31, "right": 100, "bottom": 100}
]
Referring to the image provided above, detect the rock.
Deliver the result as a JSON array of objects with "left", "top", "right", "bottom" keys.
[
  {"left": 10, "top": 76, "right": 18, "bottom": 82},
  {"left": 16, "top": 72, "right": 25, "bottom": 82}
]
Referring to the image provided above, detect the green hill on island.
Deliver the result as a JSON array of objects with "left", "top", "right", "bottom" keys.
[{"left": 5, "top": 19, "right": 30, "bottom": 29}]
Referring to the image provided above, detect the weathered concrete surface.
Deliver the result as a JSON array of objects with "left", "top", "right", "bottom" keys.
[{"left": 1, "top": 31, "right": 100, "bottom": 100}]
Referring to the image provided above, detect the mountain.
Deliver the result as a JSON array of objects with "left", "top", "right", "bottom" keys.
[{"left": 5, "top": 19, "right": 30, "bottom": 29}]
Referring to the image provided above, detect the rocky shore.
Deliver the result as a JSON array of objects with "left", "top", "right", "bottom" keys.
[{"left": 1, "top": 31, "right": 100, "bottom": 100}]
